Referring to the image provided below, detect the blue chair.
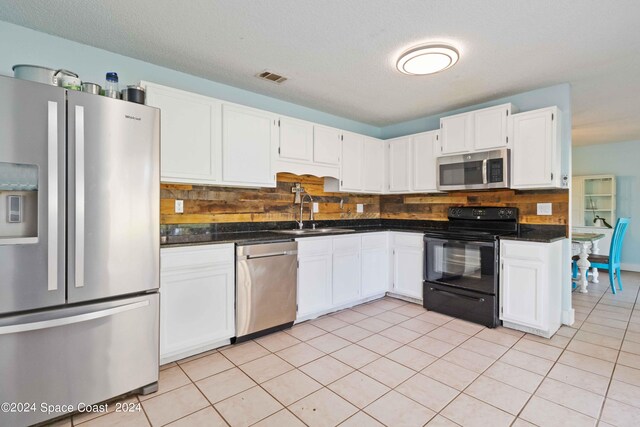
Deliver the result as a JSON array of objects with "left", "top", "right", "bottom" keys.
[{"left": 572, "top": 218, "right": 630, "bottom": 294}]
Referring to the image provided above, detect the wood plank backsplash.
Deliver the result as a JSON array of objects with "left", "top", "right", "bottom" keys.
[
  {"left": 161, "top": 173, "right": 380, "bottom": 224},
  {"left": 380, "top": 189, "right": 569, "bottom": 225},
  {"left": 161, "top": 173, "right": 568, "bottom": 226}
]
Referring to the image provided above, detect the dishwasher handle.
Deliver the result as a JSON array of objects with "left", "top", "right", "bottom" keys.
[{"left": 238, "top": 250, "right": 298, "bottom": 260}]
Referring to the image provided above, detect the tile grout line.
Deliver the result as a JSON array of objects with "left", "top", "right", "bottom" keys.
[{"left": 593, "top": 280, "right": 640, "bottom": 423}]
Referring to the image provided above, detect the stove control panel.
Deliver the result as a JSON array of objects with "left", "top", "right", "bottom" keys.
[{"left": 448, "top": 206, "right": 518, "bottom": 220}]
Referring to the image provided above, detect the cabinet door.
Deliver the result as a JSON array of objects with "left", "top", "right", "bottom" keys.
[
  {"left": 473, "top": 104, "right": 510, "bottom": 151},
  {"left": 340, "top": 132, "right": 363, "bottom": 191},
  {"left": 362, "top": 137, "right": 385, "bottom": 193},
  {"left": 511, "top": 108, "right": 557, "bottom": 188},
  {"left": 279, "top": 117, "right": 313, "bottom": 162},
  {"left": 392, "top": 245, "right": 424, "bottom": 299},
  {"left": 146, "top": 85, "right": 220, "bottom": 183},
  {"left": 160, "top": 245, "right": 235, "bottom": 362},
  {"left": 500, "top": 258, "right": 545, "bottom": 329},
  {"left": 362, "top": 234, "right": 389, "bottom": 297},
  {"left": 440, "top": 113, "right": 473, "bottom": 154},
  {"left": 413, "top": 131, "right": 439, "bottom": 192},
  {"left": 298, "top": 254, "right": 333, "bottom": 318},
  {"left": 314, "top": 125, "right": 341, "bottom": 166},
  {"left": 332, "top": 236, "right": 361, "bottom": 306},
  {"left": 388, "top": 137, "right": 412, "bottom": 192},
  {"left": 222, "top": 104, "right": 276, "bottom": 187}
]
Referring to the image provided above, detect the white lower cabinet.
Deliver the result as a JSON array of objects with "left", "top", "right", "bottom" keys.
[
  {"left": 500, "top": 239, "right": 564, "bottom": 337},
  {"left": 361, "top": 233, "right": 390, "bottom": 297},
  {"left": 390, "top": 232, "right": 424, "bottom": 300},
  {"left": 160, "top": 244, "right": 235, "bottom": 364},
  {"left": 332, "top": 235, "right": 362, "bottom": 305},
  {"left": 297, "top": 238, "right": 333, "bottom": 319},
  {"left": 296, "top": 232, "right": 396, "bottom": 321}
]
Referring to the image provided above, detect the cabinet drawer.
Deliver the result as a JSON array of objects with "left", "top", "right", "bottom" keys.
[
  {"left": 362, "top": 232, "right": 387, "bottom": 249},
  {"left": 333, "top": 235, "right": 361, "bottom": 254},
  {"left": 161, "top": 244, "right": 234, "bottom": 271},
  {"left": 297, "top": 237, "right": 332, "bottom": 256},
  {"left": 391, "top": 232, "right": 424, "bottom": 248},
  {"left": 501, "top": 241, "right": 545, "bottom": 261}
]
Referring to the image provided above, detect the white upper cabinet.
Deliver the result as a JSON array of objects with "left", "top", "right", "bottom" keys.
[
  {"left": 313, "top": 125, "right": 341, "bottom": 166},
  {"left": 340, "top": 132, "right": 364, "bottom": 191},
  {"left": 276, "top": 122, "right": 341, "bottom": 177},
  {"left": 278, "top": 117, "right": 313, "bottom": 162},
  {"left": 473, "top": 103, "right": 513, "bottom": 151},
  {"left": 144, "top": 82, "right": 221, "bottom": 184},
  {"left": 144, "top": 82, "right": 276, "bottom": 188},
  {"left": 510, "top": 106, "right": 562, "bottom": 189},
  {"left": 222, "top": 104, "right": 277, "bottom": 187},
  {"left": 412, "top": 130, "right": 440, "bottom": 192},
  {"left": 440, "top": 113, "right": 473, "bottom": 155},
  {"left": 362, "top": 136, "right": 385, "bottom": 193},
  {"left": 388, "top": 137, "right": 412, "bottom": 192}
]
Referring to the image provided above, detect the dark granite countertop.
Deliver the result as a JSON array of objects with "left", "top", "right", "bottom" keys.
[
  {"left": 160, "top": 220, "right": 568, "bottom": 247},
  {"left": 499, "top": 225, "right": 567, "bottom": 243},
  {"left": 160, "top": 219, "right": 446, "bottom": 247}
]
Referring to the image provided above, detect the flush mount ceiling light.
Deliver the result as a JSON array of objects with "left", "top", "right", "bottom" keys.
[{"left": 396, "top": 44, "right": 459, "bottom": 75}]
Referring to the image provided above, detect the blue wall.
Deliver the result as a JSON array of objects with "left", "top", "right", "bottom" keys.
[
  {"left": 573, "top": 140, "right": 640, "bottom": 270},
  {"left": 0, "top": 20, "right": 381, "bottom": 137}
]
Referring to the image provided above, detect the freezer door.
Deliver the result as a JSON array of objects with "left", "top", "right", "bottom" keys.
[
  {"left": 0, "top": 293, "right": 159, "bottom": 426},
  {"left": 67, "top": 91, "right": 160, "bottom": 302},
  {"left": 0, "top": 76, "right": 66, "bottom": 314}
]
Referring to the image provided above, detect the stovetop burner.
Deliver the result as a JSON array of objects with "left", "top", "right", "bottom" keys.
[{"left": 424, "top": 206, "right": 519, "bottom": 241}]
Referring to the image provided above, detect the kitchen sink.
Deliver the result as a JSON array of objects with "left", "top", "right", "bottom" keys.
[{"left": 272, "top": 228, "right": 355, "bottom": 235}]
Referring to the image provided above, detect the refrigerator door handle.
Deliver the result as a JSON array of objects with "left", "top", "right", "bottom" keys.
[
  {"left": 75, "top": 105, "right": 85, "bottom": 288},
  {"left": 47, "top": 101, "right": 58, "bottom": 291},
  {"left": 0, "top": 299, "right": 149, "bottom": 335}
]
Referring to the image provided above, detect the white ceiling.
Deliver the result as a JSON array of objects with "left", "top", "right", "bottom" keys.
[{"left": 1, "top": 0, "right": 639, "bottom": 146}]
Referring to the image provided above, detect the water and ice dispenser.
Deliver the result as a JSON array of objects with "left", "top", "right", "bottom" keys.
[{"left": 0, "top": 162, "right": 38, "bottom": 242}]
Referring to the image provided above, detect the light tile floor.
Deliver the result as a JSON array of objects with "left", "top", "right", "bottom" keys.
[{"left": 48, "top": 272, "right": 640, "bottom": 427}]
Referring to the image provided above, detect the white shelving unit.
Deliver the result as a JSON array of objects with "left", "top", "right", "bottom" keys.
[
  {"left": 572, "top": 174, "right": 616, "bottom": 256},
  {"left": 572, "top": 174, "right": 616, "bottom": 228}
]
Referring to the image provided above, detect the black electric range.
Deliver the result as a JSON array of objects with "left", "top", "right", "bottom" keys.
[{"left": 422, "top": 207, "right": 519, "bottom": 328}]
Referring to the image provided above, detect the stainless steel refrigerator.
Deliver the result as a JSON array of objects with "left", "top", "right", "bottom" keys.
[{"left": 0, "top": 75, "right": 160, "bottom": 426}]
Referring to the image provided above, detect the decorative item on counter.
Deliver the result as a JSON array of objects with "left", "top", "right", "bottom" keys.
[
  {"left": 81, "top": 82, "right": 101, "bottom": 95},
  {"left": 121, "top": 85, "right": 146, "bottom": 104},
  {"left": 103, "top": 72, "right": 120, "bottom": 98}
]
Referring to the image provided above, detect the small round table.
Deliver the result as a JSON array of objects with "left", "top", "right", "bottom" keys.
[{"left": 572, "top": 232, "right": 606, "bottom": 293}]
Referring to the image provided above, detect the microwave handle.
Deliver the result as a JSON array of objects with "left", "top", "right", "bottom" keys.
[{"left": 482, "top": 159, "right": 488, "bottom": 184}]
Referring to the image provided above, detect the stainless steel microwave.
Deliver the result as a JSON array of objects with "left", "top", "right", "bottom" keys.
[{"left": 436, "top": 148, "right": 510, "bottom": 191}]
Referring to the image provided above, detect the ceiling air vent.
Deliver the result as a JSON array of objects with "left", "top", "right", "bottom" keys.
[{"left": 256, "top": 70, "right": 287, "bottom": 84}]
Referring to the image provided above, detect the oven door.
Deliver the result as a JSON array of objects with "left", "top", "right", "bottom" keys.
[{"left": 424, "top": 237, "right": 497, "bottom": 295}]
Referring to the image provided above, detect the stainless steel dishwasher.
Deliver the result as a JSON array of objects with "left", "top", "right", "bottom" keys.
[{"left": 235, "top": 241, "right": 298, "bottom": 342}]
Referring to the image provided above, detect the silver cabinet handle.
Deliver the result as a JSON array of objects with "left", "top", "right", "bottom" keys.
[
  {"left": 75, "top": 105, "right": 85, "bottom": 288},
  {"left": 0, "top": 300, "right": 149, "bottom": 335},
  {"left": 47, "top": 101, "right": 58, "bottom": 291}
]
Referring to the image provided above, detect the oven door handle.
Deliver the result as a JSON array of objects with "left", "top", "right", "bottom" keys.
[{"left": 429, "top": 287, "right": 486, "bottom": 303}]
